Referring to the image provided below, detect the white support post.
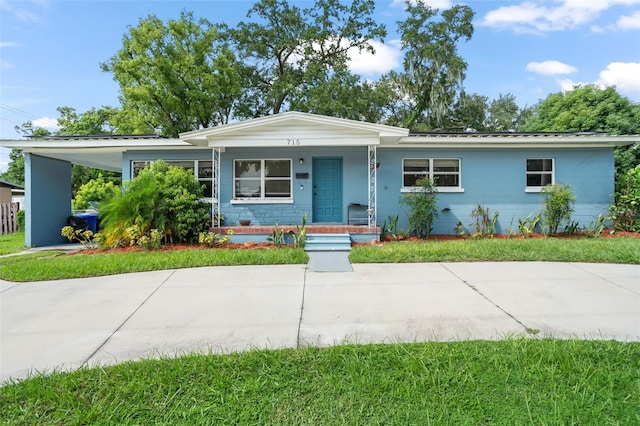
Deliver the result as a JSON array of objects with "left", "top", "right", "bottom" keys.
[
  {"left": 213, "top": 148, "right": 221, "bottom": 227},
  {"left": 368, "top": 145, "right": 377, "bottom": 227}
]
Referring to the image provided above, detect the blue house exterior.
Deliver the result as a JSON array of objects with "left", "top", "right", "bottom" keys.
[{"left": 2, "top": 112, "right": 636, "bottom": 246}]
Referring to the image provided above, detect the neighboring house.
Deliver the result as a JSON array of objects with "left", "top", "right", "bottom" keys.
[
  {"left": 1, "top": 112, "right": 637, "bottom": 247},
  {"left": 0, "top": 179, "right": 23, "bottom": 207}
]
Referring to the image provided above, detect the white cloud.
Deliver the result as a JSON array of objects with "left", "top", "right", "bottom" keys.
[
  {"left": 552, "top": 62, "right": 640, "bottom": 100},
  {"left": 392, "top": 0, "right": 454, "bottom": 9},
  {"left": 556, "top": 78, "right": 588, "bottom": 92},
  {"left": 596, "top": 62, "right": 640, "bottom": 96},
  {"left": 31, "top": 116, "right": 59, "bottom": 130},
  {"left": 0, "top": 41, "right": 20, "bottom": 48},
  {"left": 0, "top": 60, "right": 13, "bottom": 69},
  {"left": 348, "top": 40, "right": 402, "bottom": 76},
  {"left": 526, "top": 60, "right": 578, "bottom": 75},
  {"left": 479, "top": 0, "right": 640, "bottom": 33},
  {"left": 0, "top": 0, "right": 49, "bottom": 23},
  {"left": 617, "top": 11, "right": 640, "bottom": 29}
]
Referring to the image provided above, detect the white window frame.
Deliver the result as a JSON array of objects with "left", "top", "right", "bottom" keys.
[
  {"left": 130, "top": 160, "right": 215, "bottom": 201},
  {"left": 231, "top": 159, "right": 293, "bottom": 204},
  {"left": 525, "top": 158, "right": 554, "bottom": 193},
  {"left": 401, "top": 158, "right": 463, "bottom": 193}
]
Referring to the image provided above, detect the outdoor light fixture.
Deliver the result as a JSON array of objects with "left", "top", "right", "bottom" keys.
[
  {"left": 300, "top": 184, "right": 304, "bottom": 190},
  {"left": 299, "top": 158, "right": 304, "bottom": 165}
]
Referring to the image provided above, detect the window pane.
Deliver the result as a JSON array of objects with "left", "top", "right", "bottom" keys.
[
  {"left": 167, "top": 160, "right": 195, "bottom": 173},
  {"left": 235, "top": 179, "right": 261, "bottom": 197},
  {"left": 527, "top": 159, "right": 542, "bottom": 172},
  {"left": 235, "top": 160, "right": 261, "bottom": 178},
  {"left": 201, "top": 180, "right": 213, "bottom": 198},
  {"left": 404, "top": 159, "right": 429, "bottom": 172},
  {"left": 434, "top": 159, "right": 459, "bottom": 172},
  {"left": 265, "top": 180, "right": 291, "bottom": 197},
  {"left": 198, "top": 161, "right": 213, "bottom": 178},
  {"left": 527, "top": 174, "right": 543, "bottom": 186},
  {"left": 265, "top": 160, "right": 290, "bottom": 177},
  {"left": 132, "top": 161, "right": 152, "bottom": 177},
  {"left": 527, "top": 159, "right": 553, "bottom": 172},
  {"left": 404, "top": 174, "right": 426, "bottom": 187},
  {"left": 434, "top": 174, "right": 459, "bottom": 187}
]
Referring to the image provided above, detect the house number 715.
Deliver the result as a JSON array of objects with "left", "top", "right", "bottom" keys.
[{"left": 287, "top": 139, "right": 301, "bottom": 146}]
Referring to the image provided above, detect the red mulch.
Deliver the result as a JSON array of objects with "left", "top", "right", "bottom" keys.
[{"left": 71, "top": 230, "right": 638, "bottom": 255}]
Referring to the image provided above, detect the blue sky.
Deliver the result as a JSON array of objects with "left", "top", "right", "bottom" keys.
[{"left": 1, "top": 0, "right": 640, "bottom": 170}]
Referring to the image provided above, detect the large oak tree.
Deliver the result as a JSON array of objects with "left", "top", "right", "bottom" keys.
[
  {"left": 228, "top": 0, "right": 386, "bottom": 117},
  {"left": 101, "top": 11, "right": 244, "bottom": 137}
]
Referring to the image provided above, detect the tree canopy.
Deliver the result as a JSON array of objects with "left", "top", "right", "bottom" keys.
[
  {"left": 228, "top": 0, "right": 386, "bottom": 118},
  {"left": 523, "top": 85, "right": 640, "bottom": 135},
  {"left": 101, "top": 11, "right": 244, "bottom": 137},
  {"left": 385, "top": 2, "right": 474, "bottom": 130},
  {"left": 523, "top": 85, "right": 640, "bottom": 184}
]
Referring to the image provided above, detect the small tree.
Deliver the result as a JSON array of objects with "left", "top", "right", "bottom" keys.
[
  {"left": 541, "top": 184, "right": 575, "bottom": 235},
  {"left": 609, "top": 165, "right": 640, "bottom": 232},
  {"left": 400, "top": 178, "right": 439, "bottom": 238},
  {"left": 72, "top": 174, "right": 120, "bottom": 210},
  {"left": 99, "top": 161, "right": 210, "bottom": 247}
]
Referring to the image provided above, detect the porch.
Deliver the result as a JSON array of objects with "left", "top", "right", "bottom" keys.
[{"left": 212, "top": 224, "right": 381, "bottom": 243}]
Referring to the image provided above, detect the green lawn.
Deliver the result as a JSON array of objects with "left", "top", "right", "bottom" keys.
[
  {"left": 350, "top": 237, "right": 640, "bottom": 264},
  {"left": 1, "top": 339, "right": 637, "bottom": 424},
  {"left": 0, "top": 247, "right": 308, "bottom": 282},
  {"left": 1, "top": 236, "right": 638, "bottom": 282},
  {"left": 2, "top": 237, "right": 638, "bottom": 423},
  {"left": 0, "top": 232, "right": 25, "bottom": 256}
]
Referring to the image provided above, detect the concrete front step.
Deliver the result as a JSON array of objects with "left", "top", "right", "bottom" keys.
[{"left": 305, "top": 233, "right": 352, "bottom": 252}]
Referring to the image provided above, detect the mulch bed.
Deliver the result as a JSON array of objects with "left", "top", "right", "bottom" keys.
[{"left": 71, "top": 229, "right": 639, "bottom": 255}]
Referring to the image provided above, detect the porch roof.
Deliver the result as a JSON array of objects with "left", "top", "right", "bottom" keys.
[{"left": 179, "top": 111, "right": 409, "bottom": 148}]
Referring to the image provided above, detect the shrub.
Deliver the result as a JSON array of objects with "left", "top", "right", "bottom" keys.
[
  {"left": 518, "top": 213, "right": 541, "bottom": 238},
  {"left": 400, "top": 178, "right": 438, "bottom": 238},
  {"left": 72, "top": 174, "right": 120, "bottom": 210},
  {"left": 541, "top": 184, "right": 575, "bottom": 235},
  {"left": 16, "top": 210, "right": 25, "bottom": 232},
  {"left": 61, "top": 225, "right": 98, "bottom": 249},
  {"left": 469, "top": 203, "right": 499, "bottom": 238},
  {"left": 99, "top": 160, "right": 210, "bottom": 247},
  {"left": 609, "top": 165, "right": 640, "bottom": 232}
]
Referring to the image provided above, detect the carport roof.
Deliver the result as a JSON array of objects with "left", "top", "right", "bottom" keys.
[{"left": 0, "top": 136, "right": 192, "bottom": 171}]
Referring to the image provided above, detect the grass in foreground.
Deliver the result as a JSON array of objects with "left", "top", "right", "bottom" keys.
[
  {"left": 351, "top": 237, "right": 640, "bottom": 265},
  {"left": 0, "top": 232, "right": 25, "bottom": 255},
  {"left": 1, "top": 339, "right": 638, "bottom": 424},
  {"left": 0, "top": 247, "right": 308, "bottom": 282}
]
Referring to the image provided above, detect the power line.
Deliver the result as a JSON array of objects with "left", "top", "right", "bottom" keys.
[{"left": 0, "top": 102, "right": 42, "bottom": 121}]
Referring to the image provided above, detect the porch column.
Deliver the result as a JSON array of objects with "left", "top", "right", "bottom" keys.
[
  {"left": 25, "top": 154, "right": 72, "bottom": 247},
  {"left": 368, "top": 145, "right": 377, "bottom": 227},
  {"left": 212, "top": 147, "right": 221, "bottom": 226}
]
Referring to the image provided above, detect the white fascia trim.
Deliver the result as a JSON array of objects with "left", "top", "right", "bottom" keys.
[
  {"left": 392, "top": 135, "right": 638, "bottom": 148},
  {"left": 207, "top": 137, "right": 378, "bottom": 148},
  {"left": 230, "top": 199, "right": 294, "bottom": 205},
  {"left": 0, "top": 138, "right": 187, "bottom": 149}
]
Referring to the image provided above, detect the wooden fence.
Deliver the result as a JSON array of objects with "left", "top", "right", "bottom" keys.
[{"left": 1, "top": 203, "right": 19, "bottom": 235}]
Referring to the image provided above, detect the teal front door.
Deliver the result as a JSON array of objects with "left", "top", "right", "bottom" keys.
[{"left": 313, "top": 158, "right": 343, "bottom": 223}]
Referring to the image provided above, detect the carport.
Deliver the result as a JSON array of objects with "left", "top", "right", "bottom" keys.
[{"left": 1, "top": 136, "right": 190, "bottom": 246}]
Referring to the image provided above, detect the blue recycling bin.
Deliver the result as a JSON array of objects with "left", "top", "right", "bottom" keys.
[{"left": 75, "top": 212, "right": 99, "bottom": 233}]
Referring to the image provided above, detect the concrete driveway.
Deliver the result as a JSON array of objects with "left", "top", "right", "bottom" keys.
[{"left": 1, "top": 262, "right": 639, "bottom": 383}]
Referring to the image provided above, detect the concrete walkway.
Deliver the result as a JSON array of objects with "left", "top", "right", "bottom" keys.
[{"left": 1, "top": 262, "right": 639, "bottom": 383}]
